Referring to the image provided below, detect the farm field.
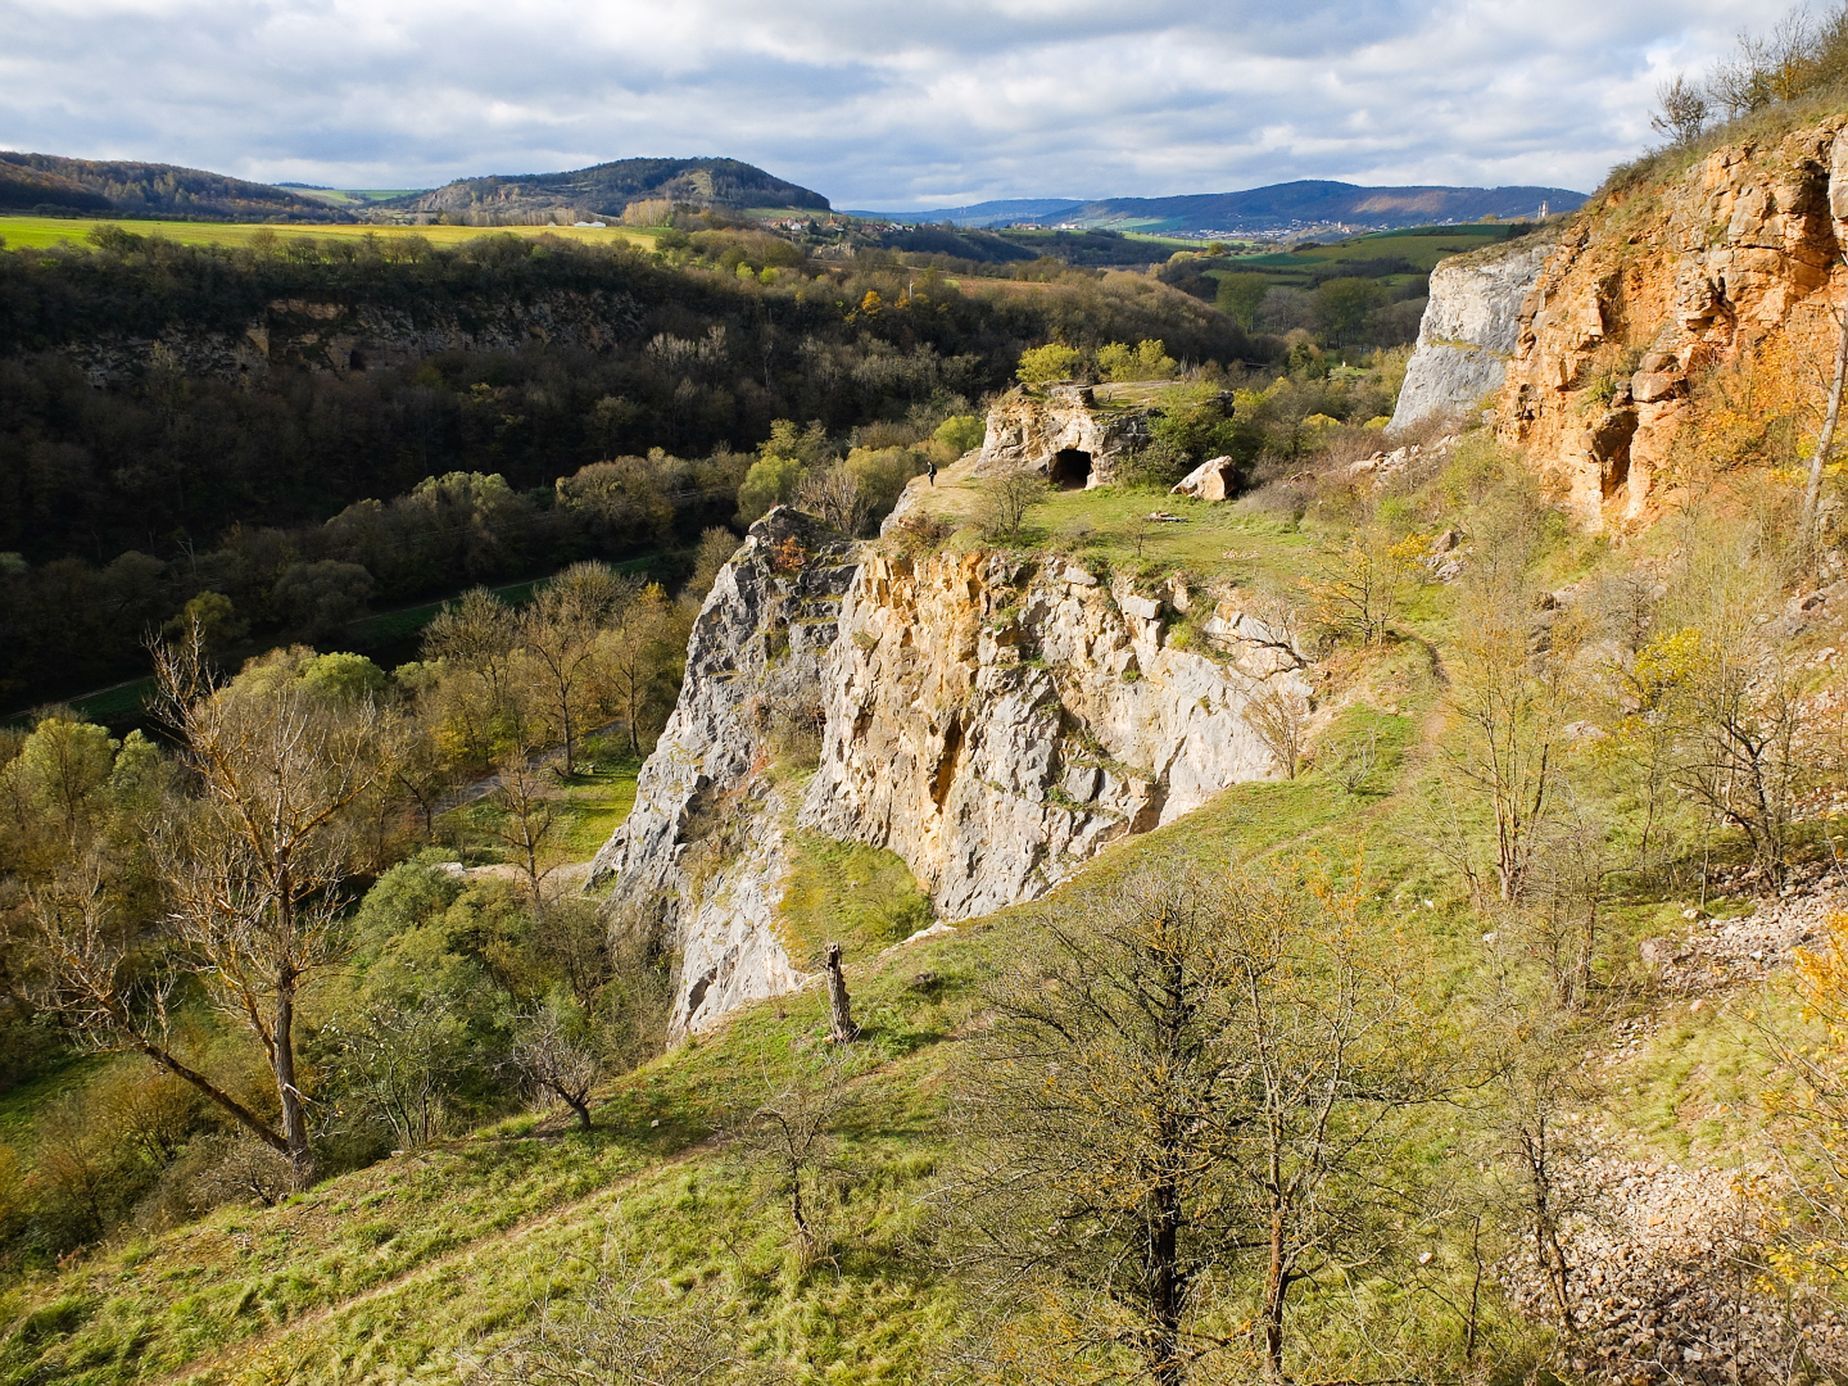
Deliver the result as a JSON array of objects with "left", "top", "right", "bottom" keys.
[
  {"left": 1212, "top": 222, "right": 1528, "bottom": 293},
  {"left": 0, "top": 214, "right": 664, "bottom": 252}
]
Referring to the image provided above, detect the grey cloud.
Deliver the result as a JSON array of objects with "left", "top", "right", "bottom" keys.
[{"left": 0, "top": 0, "right": 1760, "bottom": 205}]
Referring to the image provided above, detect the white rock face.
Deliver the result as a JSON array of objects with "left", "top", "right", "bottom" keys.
[
  {"left": 588, "top": 507, "right": 860, "bottom": 1036},
  {"left": 977, "top": 385, "right": 1153, "bottom": 486},
  {"left": 595, "top": 515, "right": 1313, "bottom": 1037},
  {"left": 800, "top": 550, "right": 1310, "bottom": 920},
  {"left": 1388, "top": 234, "right": 1556, "bottom": 436}
]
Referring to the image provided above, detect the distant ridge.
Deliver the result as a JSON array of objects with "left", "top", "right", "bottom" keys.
[
  {"left": 376, "top": 157, "right": 831, "bottom": 225},
  {"left": 860, "top": 179, "right": 1585, "bottom": 235},
  {"left": 0, "top": 151, "right": 343, "bottom": 221}
]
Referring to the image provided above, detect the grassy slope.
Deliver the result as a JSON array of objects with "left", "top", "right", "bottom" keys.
[
  {"left": 0, "top": 454, "right": 1798, "bottom": 1383},
  {"left": 0, "top": 216, "right": 663, "bottom": 252}
]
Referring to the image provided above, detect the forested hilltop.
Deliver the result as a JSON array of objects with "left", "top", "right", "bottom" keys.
[{"left": 11, "top": 8, "right": 1848, "bottom": 1383}]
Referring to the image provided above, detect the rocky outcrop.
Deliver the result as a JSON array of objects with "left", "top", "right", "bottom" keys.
[
  {"left": 588, "top": 508, "right": 859, "bottom": 1036},
  {"left": 594, "top": 512, "right": 1312, "bottom": 1036},
  {"left": 800, "top": 552, "right": 1308, "bottom": 919},
  {"left": 1388, "top": 232, "right": 1555, "bottom": 436},
  {"left": 977, "top": 385, "right": 1154, "bottom": 487},
  {"left": 1170, "top": 455, "right": 1241, "bottom": 501},
  {"left": 59, "top": 288, "right": 646, "bottom": 386},
  {"left": 1498, "top": 116, "right": 1848, "bottom": 528}
]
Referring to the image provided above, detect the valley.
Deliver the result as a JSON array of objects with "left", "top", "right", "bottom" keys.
[{"left": 8, "top": 7, "right": 1848, "bottom": 1383}]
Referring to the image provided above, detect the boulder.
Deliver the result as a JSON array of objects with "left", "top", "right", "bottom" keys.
[{"left": 1170, "top": 455, "right": 1240, "bottom": 501}]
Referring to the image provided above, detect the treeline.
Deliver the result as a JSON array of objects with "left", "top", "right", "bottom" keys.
[
  {"left": 0, "top": 228, "right": 1257, "bottom": 700},
  {"left": 0, "top": 449, "right": 741, "bottom": 709}
]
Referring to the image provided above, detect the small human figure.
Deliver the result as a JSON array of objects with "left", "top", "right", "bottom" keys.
[{"left": 926, "top": 459, "right": 938, "bottom": 487}]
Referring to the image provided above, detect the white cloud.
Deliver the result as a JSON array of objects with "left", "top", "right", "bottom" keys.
[{"left": 0, "top": 0, "right": 1764, "bottom": 205}]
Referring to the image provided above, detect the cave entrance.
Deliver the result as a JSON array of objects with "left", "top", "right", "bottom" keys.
[{"left": 1049, "top": 448, "right": 1093, "bottom": 489}]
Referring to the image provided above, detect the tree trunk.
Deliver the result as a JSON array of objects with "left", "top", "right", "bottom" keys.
[
  {"left": 1260, "top": 1205, "right": 1290, "bottom": 1380},
  {"left": 825, "top": 943, "right": 859, "bottom": 1043},
  {"left": 273, "top": 983, "right": 314, "bottom": 1185},
  {"left": 1804, "top": 290, "right": 1848, "bottom": 557},
  {"left": 1147, "top": 1174, "right": 1185, "bottom": 1386}
]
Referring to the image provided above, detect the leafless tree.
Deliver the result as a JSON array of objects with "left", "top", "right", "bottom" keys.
[
  {"left": 469, "top": 1243, "right": 742, "bottom": 1384},
  {"left": 1241, "top": 682, "right": 1312, "bottom": 779},
  {"left": 947, "top": 864, "right": 1446, "bottom": 1383},
  {"left": 513, "top": 994, "right": 603, "bottom": 1131},
  {"left": 977, "top": 471, "right": 1050, "bottom": 545},
  {"left": 23, "top": 628, "right": 388, "bottom": 1184},
  {"left": 796, "top": 465, "right": 873, "bottom": 537},
  {"left": 740, "top": 1049, "right": 854, "bottom": 1268},
  {"left": 521, "top": 563, "right": 631, "bottom": 774},
  {"left": 1650, "top": 74, "right": 1711, "bottom": 145},
  {"left": 488, "top": 746, "right": 560, "bottom": 913}
]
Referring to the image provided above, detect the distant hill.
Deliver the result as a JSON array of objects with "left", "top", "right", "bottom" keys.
[
  {"left": 376, "top": 157, "right": 830, "bottom": 224},
  {"left": 0, "top": 151, "right": 344, "bottom": 221},
  {"left": 863, "top": 179, "right": 1585, "bottom": 235},
  {"left": 848, "top": 197, "right": 1084, "bottom": 228}
]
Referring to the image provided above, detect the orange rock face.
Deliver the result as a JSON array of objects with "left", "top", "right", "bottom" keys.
[{"left": 1498, "top": 116, "right": 1848, "bottom": 530}]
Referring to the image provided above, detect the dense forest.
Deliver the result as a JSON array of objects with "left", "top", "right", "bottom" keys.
[{"left": 0, "top": 226, "right": 1258, "bottom": 707}]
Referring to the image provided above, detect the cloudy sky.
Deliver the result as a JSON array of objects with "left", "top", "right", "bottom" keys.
[{"left": 0, "top": 0, "right": 1762, "bottom": 208}]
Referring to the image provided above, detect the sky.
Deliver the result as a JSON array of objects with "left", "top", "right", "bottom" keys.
[{"left": 0, "top": 0, "right": 1765, "bottom": 209}]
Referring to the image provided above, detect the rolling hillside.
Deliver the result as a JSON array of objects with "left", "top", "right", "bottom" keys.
[
  {"left": 377, "top": 156, "right": 830, "bottom": 224},
  {"left": 0, "top": 152, "right": 343, "bottom": 222},
  {"left": 864, "top": 178, "right": 1585, "bottom": 235}
]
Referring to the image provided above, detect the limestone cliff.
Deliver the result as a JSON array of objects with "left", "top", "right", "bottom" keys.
[
  {"left": 587, "top": 508, "right": 860, "bottom": 1036},
  {"left": 596, "top": 512, "right": 1311, "bottom": 1036},
  {"left": 1388, "top": 233, "right": 1556, "bottom": 436},
  {"left": 1497, "top": 116, "right": 1848, "bottom": 528},
  {"left": 800, "top": 552, "right": 1309, "bottom": 919},
  {"left": 977, "top": 385, "right": 1153, "bottom": 487}
]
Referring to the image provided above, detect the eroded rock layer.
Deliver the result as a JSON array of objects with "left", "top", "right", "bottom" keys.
[
  {"left": 595, "top": 513, "right": 1311, "bottom": 1036},
  {"left": 1497, "top": 117, "right": 1848, "bottom": 528},
  {"left": 800, "top": 551, "right": 1310, "bottom": 919}
]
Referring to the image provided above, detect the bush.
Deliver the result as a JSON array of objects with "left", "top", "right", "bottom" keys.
[{"left": 1016, "top": 343, "right": 1085, "bottom": 386}]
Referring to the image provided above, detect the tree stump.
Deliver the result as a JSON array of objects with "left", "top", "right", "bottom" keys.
[{"left": 825, "top": 942, "right": 860, "bottom": 1043}]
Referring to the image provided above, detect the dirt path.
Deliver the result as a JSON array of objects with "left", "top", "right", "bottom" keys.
[{"left": 152, "top": 1130, "right": 726, "bottom": 1386}]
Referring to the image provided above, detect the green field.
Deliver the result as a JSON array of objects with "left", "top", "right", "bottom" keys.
[
  {"left": 0, "top": 215, "right": 664, "bottom": 253},
  {"left": 286, "top": 188, "right": 424, "bottom": 208},
  {"left": 1213, "top": 222, "right": 1526, "bottom": 293}
]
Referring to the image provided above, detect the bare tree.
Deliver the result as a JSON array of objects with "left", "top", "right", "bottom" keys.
[
  {"left": 521, "top": 563, "right": 630, "bottom": 774},
  {"left": 470, "top": 1243, "right": 742, "bottom": 1384},
  {"left": 741, "top": 1049, "right": 854, "bottom": 1268},
  {"left": 1650, "top": 73, "right": 1711, "bottom": 145},
  {"left": 1241, "top": 682, "right": 1312, "bottom": 779},
  {"left": 796, "top": 465, "right": 873, "bottom": 537},
  {"left": 513, "top": 994, "right": 603, "bottom": 1131},
  {"left": 949, "top": 864, "right": 1445, "bottom": 1383},
  {"left": 487, "top": 746, "right": 560, "bottom": 913},
  {"left": 977, "top": 471, "right": 1050, "bottom": 545},
  {"left": 23, "top": 630, "right": 388, "bottom": 1185}
]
